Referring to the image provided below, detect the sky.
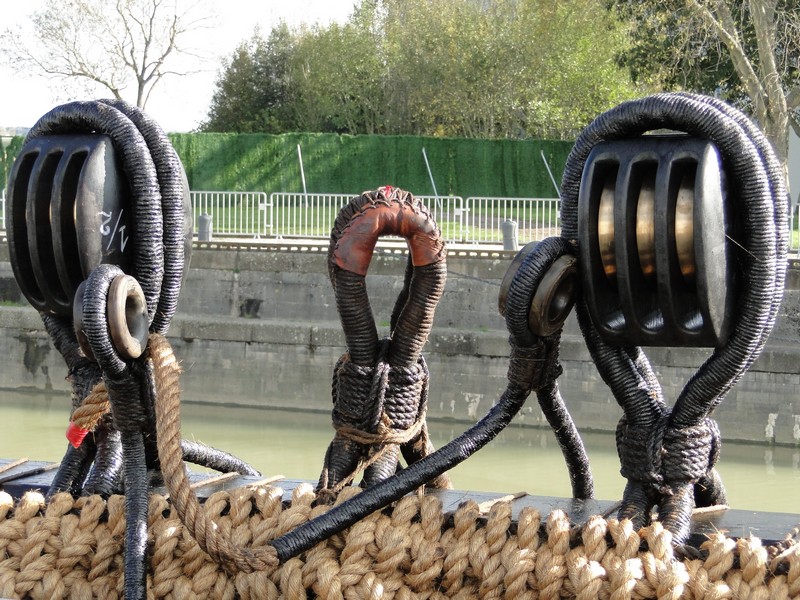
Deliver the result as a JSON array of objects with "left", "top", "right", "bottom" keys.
[{"left": 0, "top": 0, "right": 356, "bottom": 132}]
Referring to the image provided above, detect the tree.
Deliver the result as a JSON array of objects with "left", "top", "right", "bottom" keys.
[
  {"left": 203, "top": 0, "right": 640, "bottom": 139},
  {"left": 301, "top": 0, "right": 639, "bottom": 139},
  {"left": 202, "top": 25, "right": 297, "bottom": 133},
  {"left": 0, "top": 0, "right": 211, "bottom": 109},
  {"left": 290, "top": 17, "right": 388, "bottom": 135},
  {"left": 612, "top": 0, "right": 800, "bottom": 169}
]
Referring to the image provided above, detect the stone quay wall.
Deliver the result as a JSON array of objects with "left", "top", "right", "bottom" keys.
[{"left": 1, "top": 241, "right": 798, "bottom": 445}]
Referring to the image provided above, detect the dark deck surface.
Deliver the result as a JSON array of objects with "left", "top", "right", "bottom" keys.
[{"left": 1, "top": 458, "right": 797, "bottom": 547}]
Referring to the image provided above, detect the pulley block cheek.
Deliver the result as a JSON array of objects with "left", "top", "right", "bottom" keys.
[
  {"left": 6, "top": 135, "right": 132, "bottom": 318},
  {"left": 577, "top": 137, "right": 733, "bottom": 347}
]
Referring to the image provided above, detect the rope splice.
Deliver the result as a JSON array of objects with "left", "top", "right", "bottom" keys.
[{"left": 318, "top": 187, "right": 451, "bottom": 493}]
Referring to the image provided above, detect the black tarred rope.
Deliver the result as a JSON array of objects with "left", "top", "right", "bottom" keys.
[
  {"left": 559, "top": 92, "right": 788, "bottom": 542},
  {"left": 318, "top": 189, "right": 450, "bottom": 491},
  {"left": 269, "top": 234, "right": 581, "bottom": 562},
  {"left": 15, "top": 100, "right": 259, "bottom": 600}
]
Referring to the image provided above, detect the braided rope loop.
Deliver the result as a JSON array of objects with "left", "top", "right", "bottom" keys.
[{"left": 560, "top": 92, "right": 787, "bottom": 542}]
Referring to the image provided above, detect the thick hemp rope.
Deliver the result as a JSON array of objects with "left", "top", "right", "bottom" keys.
[
  {"left": 150, "top": 333, "right": 280, "bottom": 575},
  {"left": 318, "top": 187, "right": 451, "bottom": 492},
  {"left": 559, "top": 92, "right": 788, "bottom": 543},
  {"left": 2, "top": 486, "right": 797, "bottom": 597}
]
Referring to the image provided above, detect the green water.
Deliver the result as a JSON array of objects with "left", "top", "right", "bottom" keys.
[{"left": 1, "top": 391, "right": 797, "bottom": 514}]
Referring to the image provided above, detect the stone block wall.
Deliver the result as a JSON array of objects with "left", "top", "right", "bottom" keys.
[{"left": 1, "top": 243, "right": 798, "bottom": 444}]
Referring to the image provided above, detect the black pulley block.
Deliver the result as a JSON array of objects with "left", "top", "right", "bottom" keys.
[
  {"left": 6, "top": 135, "right": 131, "bottom": 317},
  {"left": 577, "top": 136, "right": 733, "bottom": 347}
]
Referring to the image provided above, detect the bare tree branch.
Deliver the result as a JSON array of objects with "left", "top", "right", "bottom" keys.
[
  {"left": 750, "top": 0, "right": 790, "bottom": 158},
  {"left": 0, "top": 0, "right": 212, "bottom": 110},
  {"left": 684, "top": 0, "right": 796, "bottom": 168},
  {"left": 686, "top": 0, "right": 768, "bottom": 119}
]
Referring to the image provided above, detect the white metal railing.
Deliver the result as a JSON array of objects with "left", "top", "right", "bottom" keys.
[
  {"left": 415, "top": 195, "right": 467, "bottom": 244},
  {"left": 269, "top": 192, "right": 355, "bottom": 238},
  {"left": 190, "top": 191, "right": 271, "bottom": 237},
  {"left": 176, "top": 192, "right": 800, "bottom": 253},
  {"left": 265, "top": 193, "right": 559, "bottom": 245},
  {"left": 0, "top": 188, "right": 4, "bottom": 231},
  {"left": 463, "top": 197, "right": 560, "bottom": 244}
]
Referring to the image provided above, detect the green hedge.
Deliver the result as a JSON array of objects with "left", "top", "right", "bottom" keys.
[
  {"left": 3, "top": 132, "right": 572, "bottom": 199},
  {"left": 169, "top": 132, "right": 571, "bottom": 198},
  {"left": 1, "top": 137, "right": 24, "bottom": 194}
]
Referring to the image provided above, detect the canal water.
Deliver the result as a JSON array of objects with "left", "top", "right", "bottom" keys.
[{"left": 1, "top": 390, "right": 798, "bottom": 514}]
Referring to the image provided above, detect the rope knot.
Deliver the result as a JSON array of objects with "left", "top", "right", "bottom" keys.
[
  {"left": 332, "top": 339, "right": 430, "bottom": 435},
  {"left": 384, "top": 356, "right": 429, "bottom": 430},
  {"left": 332, "top": 352, "right": 389, "bottom": 433},
  {"left": 321, "top": 339, "right": 438, "bottom": 493},
  {"left": 662, "top": 417, "right": 721, "bottom": 485},
  {"left": 617, "top": 414, "right": 722, "bottom": 495}
]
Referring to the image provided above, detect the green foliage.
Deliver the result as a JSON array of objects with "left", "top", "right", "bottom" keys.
[
  {"left": 377, "top": 0, "right": 639, "bottom": 139},
  {"left": 204, "top": 0, "right": 641, "bottom": 139},
  {"left": 1, "top": 136, "right": 24, "bottom": 194},
  {"left": 202, "top": 24, "right": 298, "bottom": 133},
  {"left": 611, "top": 0, "right": 799, "bottom": 108},
  {"left": 291, "top": 18, "right": 388, "bottom": 134}
]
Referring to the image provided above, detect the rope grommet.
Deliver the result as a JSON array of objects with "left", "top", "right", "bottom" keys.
[
  {"left": 501, "top": 242, "right": 578, "bottom": 337},
  {"left": 498, "top": 240, "right": 537, "bottom": 318},
  {"left": 107, "top": 274, "right": 149, "bottom": 360},
  {"left": 529, "top": 254, "right": 578, "bottom": 337}
]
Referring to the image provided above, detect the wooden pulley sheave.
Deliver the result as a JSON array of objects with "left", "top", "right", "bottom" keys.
[{"left": 577, "top": 136, "right": 733, "bottom": 347}]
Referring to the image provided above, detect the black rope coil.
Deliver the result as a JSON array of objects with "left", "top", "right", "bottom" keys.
[{"left": 559, "top": 92, "right": 788, "bottom": 542}]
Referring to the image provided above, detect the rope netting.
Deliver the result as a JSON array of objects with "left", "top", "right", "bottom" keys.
[{"left": 0, "top": 486, "right": 798, "bottom": 600}]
